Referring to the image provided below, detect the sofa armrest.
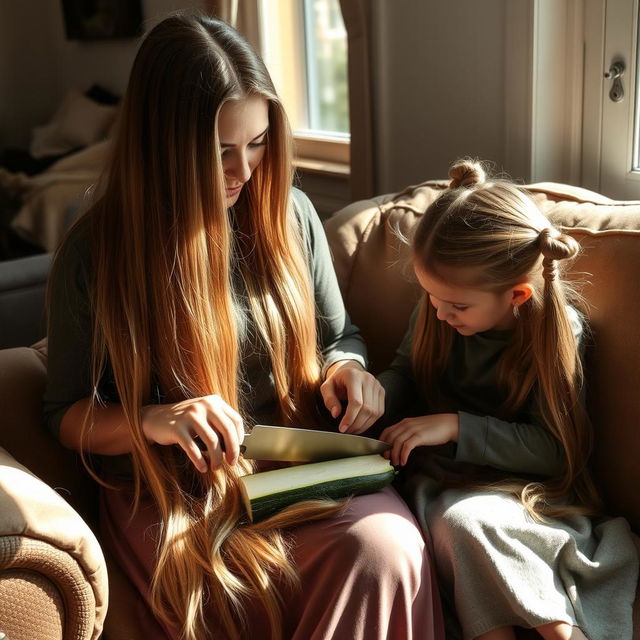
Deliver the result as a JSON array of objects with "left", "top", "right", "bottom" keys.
[
  {"left": 0, "top": 252, "right": 52, "bottom": 349},
  {"left": 0, "top": 447, "right": 108, "bottom": 640},
  {"left": 0, "top": 345, "right": 98, "bottom": 522}
]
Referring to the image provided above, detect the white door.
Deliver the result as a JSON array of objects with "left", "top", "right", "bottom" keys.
[{"left": 584, "top": 0, "right": 640, "bottom": 199}]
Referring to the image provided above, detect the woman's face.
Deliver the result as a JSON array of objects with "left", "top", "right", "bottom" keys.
[{"left": 217, "top": 95, "right": 269, "bottom": 207}]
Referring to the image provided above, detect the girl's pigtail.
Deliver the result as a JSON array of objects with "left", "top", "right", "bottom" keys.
[{"left": 533, "top": 226, "right": 602, "bottom": 514}]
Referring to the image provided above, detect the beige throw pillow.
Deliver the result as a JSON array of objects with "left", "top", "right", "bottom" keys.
[{"left": 30, "top": 89, "right": 117, "bottom": 159}]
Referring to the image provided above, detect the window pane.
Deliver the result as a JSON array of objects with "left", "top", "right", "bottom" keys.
[{"left": 303, "top": 0, "right": 349, "bottom": 135}]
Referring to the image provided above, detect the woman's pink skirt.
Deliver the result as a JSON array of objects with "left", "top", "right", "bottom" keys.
[{"left": 100, "top": 482, "right": 444, "bottom": 639}]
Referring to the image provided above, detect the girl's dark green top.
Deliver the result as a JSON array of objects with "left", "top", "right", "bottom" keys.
[{"left": 378, "top": 303, "right": 584, "bottom": 478}]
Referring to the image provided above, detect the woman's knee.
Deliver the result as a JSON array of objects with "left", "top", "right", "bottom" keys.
[{"left": 342, "top": 493, "right": 429, "bottom": 583}]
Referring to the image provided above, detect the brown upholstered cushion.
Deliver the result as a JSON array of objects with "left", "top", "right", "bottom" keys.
[
  {"left": 0, "top": 342, "right": 142, "bottom": 639},
  {"left": 0, "top": 447, "right": 108, "bottom": 638},
  {"left": 325, "top": 180, "right": 640, "bottom": 532},
  {"left": 0, "top": 345, "right": 98, "bottom": 523}
]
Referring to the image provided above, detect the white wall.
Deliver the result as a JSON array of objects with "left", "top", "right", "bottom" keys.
[
  {"left": 372, "top": 0, "right": 509, "bottom": 192},
  {"left": 0, "top": 1, "right": 60, "bottom": 148},
  {"left": 0, "top": 1, "right": 566, "bottom": 198},
  {"left": 0, "top": 0, "right": 202, "bottom": 149}
]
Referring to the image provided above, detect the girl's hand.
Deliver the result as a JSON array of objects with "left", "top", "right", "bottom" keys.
[
  {"left": 141, "top": 394, "right": 244, "bottom": 472},
  {"left": 320, "top": 360, "right": 385, "bottom": 434},
  {"left": 380, "top": 413, "right": 459, "bottom": 466}
]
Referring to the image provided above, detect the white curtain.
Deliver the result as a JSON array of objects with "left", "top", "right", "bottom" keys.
[{"left": 203, "top": 0, "right": 261, "bottom": 51}]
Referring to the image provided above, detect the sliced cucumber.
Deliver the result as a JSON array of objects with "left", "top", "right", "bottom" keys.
[{"left": 239, "top": 454, "right": 395, "bottom": 522}]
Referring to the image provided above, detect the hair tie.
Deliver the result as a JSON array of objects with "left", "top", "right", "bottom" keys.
[
  {"left": 537, "top": 226, "right": 579, "bottom": 264},
  {"left": 542, "top": 257, "right": 558, "bottom": 281},
  {"left": 537, "top": 227, "right": 561, "bottom": 244}
]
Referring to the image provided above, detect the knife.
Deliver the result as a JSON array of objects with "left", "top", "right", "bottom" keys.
[{"left": 240, "top": 424, "right": 391, "bottom": 462}]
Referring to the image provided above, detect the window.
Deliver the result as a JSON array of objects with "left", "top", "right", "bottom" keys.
[
  {"left": 259, "top": 0, "right": 349, "bottom": 170},
  {"left": 303, "top": 0, "right": 349, "bottom": 136}
]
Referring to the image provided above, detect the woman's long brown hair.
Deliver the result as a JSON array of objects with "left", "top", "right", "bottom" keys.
[
  {"left": 81, "top": 13, "right": 340, "bottom": 639},
  {"left": 411, "top": 159, "right": 602, "bottom": 519}
]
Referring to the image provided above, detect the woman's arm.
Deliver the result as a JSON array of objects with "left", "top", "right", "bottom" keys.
[
  {"left": 43, "top": 218, "right": 96, "bottom": 441},
  {"left": 58, "top": 398, "right": 134, "bottom": 455},
  {"left": 292, "top": 189, "right": 383, "bottom": 432},
  {"left": 59, "top": 394, "right": 245, "bottom": 471},
  {"left": 45, "top": 218, "right": 243, "bottom": 471},
  {"left": 293, "top": 189, "right": 367, "bottom": 371}
]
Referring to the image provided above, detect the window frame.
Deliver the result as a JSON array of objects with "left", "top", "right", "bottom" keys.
[{"left": 258, "top": 0, "right": 350, "bottom": 175}]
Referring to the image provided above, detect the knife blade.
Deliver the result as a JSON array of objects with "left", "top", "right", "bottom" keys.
[{"left": 240, "top": 424, "right": 391, "bottom": 462}]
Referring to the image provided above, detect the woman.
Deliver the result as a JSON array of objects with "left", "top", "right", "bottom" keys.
[{"left": 43, "top": 13, "right": 444, "bottom": 640}]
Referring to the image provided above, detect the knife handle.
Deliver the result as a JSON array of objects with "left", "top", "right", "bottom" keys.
[{"left": 193, "top": 434, "right": 248, "bottom": 455}]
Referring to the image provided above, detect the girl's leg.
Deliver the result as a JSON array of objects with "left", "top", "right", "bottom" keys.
[
  {"left": 474, "top": 622, "right": 587, "bottom": 640},
  {"left": 536, "top": 622, "right": 588, "bottom": 640},
  {"left": 475, "top": 627, "right": 517, "bottom": 640}
]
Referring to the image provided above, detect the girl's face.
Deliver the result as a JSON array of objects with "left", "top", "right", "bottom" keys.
[
  {"left": 414, "top": 263, "right": 521, "bottom": 335},
  {"left": 217, "top": 95, "right": 269, "bottom": 207}
]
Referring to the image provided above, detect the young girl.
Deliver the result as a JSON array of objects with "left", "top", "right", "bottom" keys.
[
  {"left": 378, "top": 160, "right": 639, "bottom": 640},
  {"left": 43, "top": 13, "right": 444, "bottom": 640}
]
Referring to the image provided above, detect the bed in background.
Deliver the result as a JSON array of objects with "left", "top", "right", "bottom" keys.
[
  {"left": 7, "top": 139, "right": 110, "bottom": 252},
  {"left": 0, "top": 85, "right": 117, "bottom": 258}
]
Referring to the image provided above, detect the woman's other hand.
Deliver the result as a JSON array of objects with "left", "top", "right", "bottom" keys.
[
  {"left": 141, "top": 394, "right": 244, "bottom": 472},
  {"left": 380, "top": 413, "right": 459, "bottom": 466},
  {"left": 320, "top": 360, "right": 385, "bottom": 434}
]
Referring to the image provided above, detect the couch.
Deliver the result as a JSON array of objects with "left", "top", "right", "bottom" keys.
[
  {"left": 0, "top": 252, "right": 51, "bottom": 349},
  {"left": 0, "top": 180, "right": 638, "bottom": 639}
]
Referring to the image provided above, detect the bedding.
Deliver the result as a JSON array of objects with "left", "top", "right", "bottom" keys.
[{"left": 8, "top": 139, "right": 110, "bottom": 251}]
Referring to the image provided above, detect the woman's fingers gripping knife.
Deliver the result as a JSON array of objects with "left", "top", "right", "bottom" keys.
[
  {"left": 142, "top": 395, "right": 244, "bottom": 473},
  {"left": 340, "top": 373, "right": 385, "bottom": 434},
  {"left": 199, "top": 395, "right": 244, "bottom": 469}
]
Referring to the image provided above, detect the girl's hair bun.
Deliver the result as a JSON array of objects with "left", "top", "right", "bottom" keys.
[{"left": 448, "top": 159, "right": 486, "bottom": 189}]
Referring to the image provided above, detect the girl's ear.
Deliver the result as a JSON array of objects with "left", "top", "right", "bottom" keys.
[{"left": 511, "top": 282, "right": 534, "bottom": 308}]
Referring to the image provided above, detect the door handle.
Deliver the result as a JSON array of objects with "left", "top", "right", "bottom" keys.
[{"left": 604, "top": 60, "right": 625, "bottom": 102}]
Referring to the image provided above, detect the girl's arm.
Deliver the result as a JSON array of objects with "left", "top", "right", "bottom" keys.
[
  {"left": 381, "top": 411, "right": 564, "bottom": 475},
  {"left": 455, "top": 411, "right": 564, "bottom": 477},
  {"left": 455, "top": 306, "right": 584, "bottom": 477}
]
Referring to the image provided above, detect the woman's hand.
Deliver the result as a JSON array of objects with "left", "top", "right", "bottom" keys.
[
  {"left": 320, "top": 360, "right": 385, "bottom": 434},
  {"left": 380, "top": 413, "right": 459, "bottom": 466},
  {"left": 141, "top": 394, "right": 244, "bottom": 472}
]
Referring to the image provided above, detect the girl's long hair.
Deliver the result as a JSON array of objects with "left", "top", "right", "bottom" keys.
[
  {"left": 81, "top": 13, "right": 340, "bottom": 639},
  {"left": 411, "top": 159, "right": 602, "bottom": 519}
]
